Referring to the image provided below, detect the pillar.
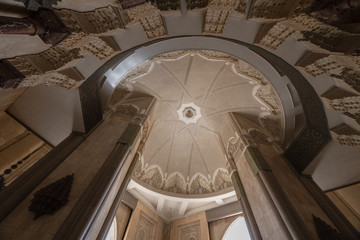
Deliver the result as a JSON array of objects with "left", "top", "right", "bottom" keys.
[
  {"left": 227, "top": 155, "right": 262, "bottom": 239},
  {"left": 229, "top": 112, "right": 360, "bottom": 239}
]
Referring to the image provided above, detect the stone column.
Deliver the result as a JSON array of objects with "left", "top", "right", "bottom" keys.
[
  {"left": 227, "top": 156, "right": 262, "bottom": 240},
  {"left": 240, "top": 137, "right": 313, "bottom": 239},
  {"left": 53, "top": 98, "right": 157, "bottom": 240},
  {"left": 96, "top": 152, "right": 140, "bottom": 239}
]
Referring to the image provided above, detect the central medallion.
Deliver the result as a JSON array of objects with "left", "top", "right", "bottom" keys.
[
  {"left": 177, "top": 102, "right": 202, "bottom": 124},
  {"left": 183, "top": 107, "right": 196, "bottom": 119}
]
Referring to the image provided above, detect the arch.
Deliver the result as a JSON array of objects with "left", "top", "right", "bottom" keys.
[
  {"left": 87, "top": 35, "right": 329, "bottom": 172},
  {"left": 222, "top": 216, "right": 251, "bottom": 240}
]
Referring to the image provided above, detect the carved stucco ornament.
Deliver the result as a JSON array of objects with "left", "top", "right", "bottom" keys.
[{"left": 28, "top": 174, "right": 74, "bottom": 220}]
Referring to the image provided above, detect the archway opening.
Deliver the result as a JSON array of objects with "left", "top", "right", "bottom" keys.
[{"left": 222, "top": 216, "right": 251, "bottom": 240}]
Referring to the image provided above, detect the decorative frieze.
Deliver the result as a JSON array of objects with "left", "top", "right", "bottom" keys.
[
  {"left": 203, "top": 0, "right": 239, "bottom": 34},
  {"left": 114, "top": 104, "right": 140, "bottom": 116},
  {"left": 331, "top": 124, "right": 360, "bottom": 147},
  {"left": 255, "top": 84, "right": 281, "bottom": 111},
  {"left": 259, "top": 114, "right": 282, "bottom": 141},
  {"left": 302, "top": 55, "right": 343, "bottom": 77},
  {"left": 119, "top": 0, "right": 146, "bottom": 10},
  {"left": 258, "top": 21, "right": 295, "bottom": 49},
  {"left": 18, "top": 72, "right": 79, "bottom": 89},
  {"left": 134, "top": 160, "right": 233, "bottom": 195},
  {"left": 235, "top": 60, "right": 267, "bottom": 85},
  {"left": 3, "top": 33, "right": 116, "bottom": 89},
  {"left": 139, "top": 14, "right": 166, "bottom": 38},
  {"left": 149, "top": 0, "right": 181, "bottom": 11},
  {"left": 189, "top": 174, "right": 212, "bottom": 194},
  {"left": 55, "top": 6, "right": 123, "bottom": 34},
  {"left": 203, "top": 7, "right": 232, "bottom": 34},
  {"left": 249, "top": 0, "right": 292, "bottom": 19},
  {"left": 322, "top": 88, "right": 360, "bottom": 115},
  {"left": 301, "top": 25, "right": 360, "bottom": 55},
  {"left": 164, "top": 173, "right": 187, "bottom": 194},
  {"left": 329, "top": 96, "right": 360, "bottom": 114},
  {"left": 187, "top": 0, "right": 209, "bottom": 9},
  {"left": 107, "top": 85, "right": 132, "bottom": 110},
  {"left": 127, "top": 4, "right": 167, "bottom": 38},
  {"left": 213, "top": 169, "right": 233, "bottom": 191},
  {"left": 331, "top": 68, "right": 360, "bottom": 93},
  {"left": 127, "top": 4, "right": 166, "bottom": 39},
  {"left": 235, "top": 0, "right": 247, "bottom": 14}
]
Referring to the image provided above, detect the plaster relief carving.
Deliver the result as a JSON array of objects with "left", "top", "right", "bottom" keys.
[
  {"left": 248, "top": 128, "right": 271, "bottom": 145},
  {"left": 187, "top": 0, "right": 209, "bottom": 9},
  {"left": 127, "top": 4, "right": 166, "bottom": 38},
  {"left": 259, "top": 22, "right": 296, "bottom": 50},
  {"left": 255, "top": 84, "right": 281, "bottom": 113},
  {"left": 213, "top": 169, "right": 232, "bottom": 191},
  {"left": 125, "top": 50, "right": 283, "bottom": 196},
  {"left": 4, "top": 35, "right": 116, "bottom": 89},
  {"left": 259, "top": 114, "right": 282, "bottom": 141},
  {"left": 235, "top": 60, "right": 267, "bottom": 85},
  {"left": 114, "top": 104, "right": 140, "bottom": 116},
  {"left": 138, "top": 166, "right": 164, "bottom": 189},
  {"left": 227, "top": 136, "right": 241, "bottom": 159},
  {"left": 189, "top": 174, "right": 212, "bottom": 194},
  {"left": 55, "top": 6, "right": 123, "bottom": 34},
  {"left": 109, "top": 85, "right": 132, "bottom": 105},
  {"left": 321, "top": 87, "right": 360, "bottom": 128},
  {"left": 122, "top": 61, "right": 152, "bottom": 83},
  {"left": 203, "top": 0, "right": 239, "bottom": 34},
  {"left": 164, "top": 173, "right": 187, "bottom": 194},
  {"left": 137, "top": 119, "right": 151, "bottom": 154},
  {"left": 331, "top": 124, "right": 360, "bottom": 147},
  {"left": 331, "top": 68, "right": 360, "bottom": 94}
]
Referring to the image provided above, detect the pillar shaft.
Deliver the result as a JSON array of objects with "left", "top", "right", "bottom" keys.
[
  {"left": 228, "top": 157, "right": 262, "bottom": 240},
  {"left": 53, "top": 124, "right": 140, "bottom": 240},
  {"left": 244, "top": 146, "right": 313, "bottom": 239},
  {"left": 97, "top": 152, "right": 140, "bottom": 239}
]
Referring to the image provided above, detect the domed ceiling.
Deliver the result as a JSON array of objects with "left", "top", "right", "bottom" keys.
[{"left": 108, "top": 50, "right": 284, "bottom": 197}]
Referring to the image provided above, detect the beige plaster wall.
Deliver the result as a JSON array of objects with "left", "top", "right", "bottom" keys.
[
  {"left": 235, "top": 151, "right": 288, "bottom": 240},
  {"left": 169, "top": 212, "right": 209, "bottom": 240},
  {"left": 124, "top": 201, "right": 164, "bottom": 240},
  {"left": 209, "top": 215, "right": 240, "bottom": 240},
  {"left": 257, "top": 143, "right": 336, "bottom": 238},
  {"left": 327, "top": 183, "right": 360, "bottom": 231},
  {"left": 0, "top": 115, "right": 129, "bottom": 239}
]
